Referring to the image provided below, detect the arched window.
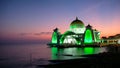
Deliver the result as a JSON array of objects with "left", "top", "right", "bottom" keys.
[{"left": 63, "top": 36, "right": 77, "bottom": 44}]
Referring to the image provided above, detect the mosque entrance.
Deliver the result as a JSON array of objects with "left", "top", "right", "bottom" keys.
[{"left": 63, "top": 36, "right": 77, "bottom": 44}]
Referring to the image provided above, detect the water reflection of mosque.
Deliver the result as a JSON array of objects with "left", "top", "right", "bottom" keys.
[
  {"left": 51, "top": 47, "right": 107, "bottom": 60},
  {"left": 49, "top": 17, "right": 101, "bottom": 47}
]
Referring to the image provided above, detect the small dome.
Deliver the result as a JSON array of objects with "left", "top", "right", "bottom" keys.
[{"left": 70, "top": 17, "right": 85, "bottom": 29}]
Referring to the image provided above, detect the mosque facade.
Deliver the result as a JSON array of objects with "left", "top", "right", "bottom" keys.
[{"left": 50, "top": 17, "right": 101, "bottom": 46}]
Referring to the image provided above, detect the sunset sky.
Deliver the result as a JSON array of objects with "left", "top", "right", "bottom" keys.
[{"left": 0, "top": 0, "right": 120, "bottom": 44}]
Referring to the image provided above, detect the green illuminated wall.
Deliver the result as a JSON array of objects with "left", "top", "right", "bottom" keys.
[
  {"left": 60, "top": 36, "right": 64, "bottom": 44},
  {"left": 52, "top": 32, "right": 57, "bottom": 44},
  {"left": 94, "top": 31, "right": 100, "bottom": 42},
  {"left": 96, "top": 32, "right": 100, "bottom": 42},
  {"left": 84, "top": 29, "right": 93, "bottom": 44}
]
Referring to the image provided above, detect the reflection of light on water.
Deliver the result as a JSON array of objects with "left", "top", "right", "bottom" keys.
[
  {"left": 0, "top": 44, "right": 109, "bottom": 67},
  {"left": 51, "top": 47, "right": 58, "bottom": 60},
  {"left": 84, "top": 47, "right": 94, "bottom": 54},
  {"left": 63, "top": 48, "right": 75, "bottom": 55},
  {"left": 51, "top": 47, "right": 108, "bottom": 60},
  {"left": 99, "top": 47, "right": 108, "bottom": 53}
]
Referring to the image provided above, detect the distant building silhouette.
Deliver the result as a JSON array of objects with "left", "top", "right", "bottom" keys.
[{"left": 101, "top": 34, "right": 120, "bottom": 45}]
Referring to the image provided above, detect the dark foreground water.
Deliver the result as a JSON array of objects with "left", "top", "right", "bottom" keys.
[{"left": 0, "top": 44, "right": 108, "bottom": 68}]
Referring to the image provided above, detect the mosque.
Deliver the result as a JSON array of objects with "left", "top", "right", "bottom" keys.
[{"left": 49, "top": 17, "right": 101, "bottom": 47}]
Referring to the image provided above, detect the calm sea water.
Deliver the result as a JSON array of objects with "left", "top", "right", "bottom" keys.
[{"left": 0, "top": 44, "right": 108, "bottom": 68}]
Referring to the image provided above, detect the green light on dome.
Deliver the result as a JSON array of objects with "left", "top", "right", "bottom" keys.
[
  {"left": 84, "top": 29, "right": 93, "bottom": 44},
  {"left": 52, "top": 32, "right": 57, "bottom": 44},
  {"left": 70, "top": 18, "right": 85, "bottom": 29},
  {"left": 70, "top": 23, "right": 84, "bottom": 29},
  {"left": 84, "top": 47, "right": 94, "bottom": 54}
]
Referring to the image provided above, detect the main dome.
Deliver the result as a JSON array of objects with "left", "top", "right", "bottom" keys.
[{"left": 70, "top": 17, "right": 85, "bottom": 29}]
